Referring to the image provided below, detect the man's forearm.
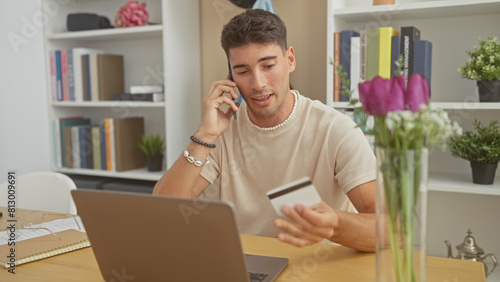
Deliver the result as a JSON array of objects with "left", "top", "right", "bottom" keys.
[
  {"left": 153, "top": 141, "right": 212, "bottom": 198},
  {"left": 330, "top": 211, "right": 376, "bottom": 252}
]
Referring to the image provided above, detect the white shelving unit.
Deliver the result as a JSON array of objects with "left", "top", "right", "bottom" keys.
[
  {"left": 43, "top": 0, "right": 201, "bottom": 181},
  {"left": 327, "top": 1, "right": 500, "bottom": 279}
]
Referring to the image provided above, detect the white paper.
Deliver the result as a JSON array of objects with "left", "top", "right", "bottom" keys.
[{"left": 0, "top": 217, "right": 85, "bottom": 246}]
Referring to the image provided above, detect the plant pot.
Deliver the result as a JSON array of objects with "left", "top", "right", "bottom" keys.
[
  {"left": 470, "top": 162, "right": 498, "bottom": 185},
  {"left": 147, "top": 155, "right": 164, "bottom": 172},
  {"left": 373, "top": 0, "right": 395, "bottom": 5},
  {"left": 477, "top": 80, "right": 500, "bottom": 102}
]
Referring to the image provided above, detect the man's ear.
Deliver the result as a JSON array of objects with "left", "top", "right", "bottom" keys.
[{"left": 287, "top": 46, "right": 296, "bottom": 72}]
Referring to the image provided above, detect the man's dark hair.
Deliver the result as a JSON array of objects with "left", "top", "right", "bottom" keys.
[{"left": 221, "top": 9, "right": 287, "bottom": 58}]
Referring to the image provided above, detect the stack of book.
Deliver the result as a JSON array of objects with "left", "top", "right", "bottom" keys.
[
  {"left": 333, "top": 26, "right": 432, "bottom": 102},
  {"left": 113, "top": 85, "right": 165, "bottom": 102},
  {"left": 49, "top": 48, "right": 124, "bottom": 102},
  {"left": 53, "top": 116, "right": 146, "bottom": 172}
]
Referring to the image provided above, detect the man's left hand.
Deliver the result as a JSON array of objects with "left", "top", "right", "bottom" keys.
[{"left": 273, "top": 201, "right": 339, "bottom": 247}]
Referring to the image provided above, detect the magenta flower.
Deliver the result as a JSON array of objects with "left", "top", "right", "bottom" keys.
[
  {"left": 405, "top": 74, "right": 430, "bottom": 112},
  {"left": 115, "top": 1, "right": 149, "bottom": 28},
  {"left": 359, "top": 76, "right": 405, "bottom": 115}
]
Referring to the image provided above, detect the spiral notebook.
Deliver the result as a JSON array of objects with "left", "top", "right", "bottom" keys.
[{"left": 0, "top": 209, "right": 90, "bottom": 268}]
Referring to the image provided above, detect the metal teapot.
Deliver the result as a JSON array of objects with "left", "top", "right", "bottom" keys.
[{"left": 445, "top": 228, "right": 498, "bottom": 277}]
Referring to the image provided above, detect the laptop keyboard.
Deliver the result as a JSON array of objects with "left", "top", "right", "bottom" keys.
[{"left": 249, "top": 271, "right": 269, "bottom": 282}]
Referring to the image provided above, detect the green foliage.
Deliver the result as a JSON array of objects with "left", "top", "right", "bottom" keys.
[
  {"left": 138, "top": 134, "right": 165, "bottom": 157},
  {"left": 458, "top": 37, "right": 500, "bottom": 81},
  {"left": 448, "top": 120, "right": 500, "bottom": 164}
]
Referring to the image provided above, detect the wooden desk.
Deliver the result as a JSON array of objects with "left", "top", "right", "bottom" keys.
[{"left": 0, "top": 207, "right": 486, "bottom": 281}]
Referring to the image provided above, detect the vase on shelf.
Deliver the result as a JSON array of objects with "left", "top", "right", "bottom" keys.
[
  {"left": 477, "top": 80, "right": 500, "bottom": 102},
  {"left": 375, "top": 147, "right": 428, "bottom": 282}
]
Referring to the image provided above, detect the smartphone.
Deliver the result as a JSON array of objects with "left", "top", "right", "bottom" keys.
[{"left": 228, "top": 61, "right": 237, "bottom": 120}]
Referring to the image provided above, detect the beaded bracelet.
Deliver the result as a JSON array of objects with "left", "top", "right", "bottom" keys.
[
  {"left": 190, "top": 135, "right": 216, "bottom": 148},
  {"left": 183, "top": 150, "right": 210, "bottom": 167}
]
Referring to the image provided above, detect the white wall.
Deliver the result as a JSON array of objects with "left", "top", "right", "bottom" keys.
[{"left": 0, "top": 0, "right": 51, "bottom": 183}]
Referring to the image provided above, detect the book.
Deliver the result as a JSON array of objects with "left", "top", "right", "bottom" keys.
[
  {"left": 334, "top": 31, "right": 340, "bottom": 102},
  {"left": 112, "top": 93, "right": 165, "bottom": 102},
  {"left": 391, "top": 35, "right": 401, "bottom": 78},
  {"left": 378, "top": 27, "right": 399, "bottom": 79},
  {"left": 104, "top": 118, "right": 114, "bottom": 171},
  {"left": 61, "top": 49, "right": 70, "bottom": 101},
  {"left": 49, "top": 50, "right": 57, "bottom": 101},
  {"left": 96, "top": 54, "right": 125, "bottom": 101},
  {"left": 89, "top": 53, "right": 99, "bottom": 102},
  {"left": 339, "top": 30, "right": 359, "bottom": 101},
  {"left": 82, "top": 54, "right": 91, "bottom": 101},
  {"left": 67, "top": 49, "right": 75, "bottom": 101},
  {"left": 400, "top": 26, "right": 421, "bottom": 85},
  {"left": 71, "top": 126, "right": 81, "bottom": 169},
  {"left": 130, "top": 85, "right": 163, "bottom": 94},
  {"left": 350, "top": 37, "right": 361, "bottom": 100},
  {"left": 359, "top": 30, "right": 368, "bottom": 81},
  {"left": 91, "top": 126, "right": 102, "bottom": 170},
  {"left": 413, "top": 40, "right": 433, "bottom": 90},
  {"left": 366, "top": 28, "right": 380, "bottom": 80},
  {"left": 113, "top": 117, "right": 146, "bottom": 171},
  {"left": 63, "top": 126, "right": 73, "bottom": 169},
  {"left": 72, "top": 48, "right": 104, "bottom": 102},
  {"left": 0, "top": 209, "right": 90, "bottom": 268},
  {"left": 59, "top": 117, "right": 90, "bottom": 168},
  {"left": 78, "top": 125, "right": 93, "bottom": 169},
  {"left": 55, "top": 50, "right": 63, "bottom": 101},
  {"left": 99, "top": 126, "right": 107, "bottom": 171}
]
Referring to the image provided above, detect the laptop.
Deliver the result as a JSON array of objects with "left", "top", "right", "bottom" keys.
[{"left": 71, "top": 189, "right": 288, "bottom": 282}]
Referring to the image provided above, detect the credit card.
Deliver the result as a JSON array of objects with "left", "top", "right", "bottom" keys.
[{"left": 267, "top": 177, "right": 322, "bottom": 216}]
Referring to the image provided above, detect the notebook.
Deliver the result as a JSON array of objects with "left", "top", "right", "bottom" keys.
[
  {"left": 71, "top": 189, "right": 289, "bottom": 282},
  {"left": 0, "top": 208, "right": 90, "bottom": 268}
]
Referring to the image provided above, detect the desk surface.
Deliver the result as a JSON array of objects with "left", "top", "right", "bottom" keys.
[{"left": 0, "top": 207, "right": 486, "bottom": 281}]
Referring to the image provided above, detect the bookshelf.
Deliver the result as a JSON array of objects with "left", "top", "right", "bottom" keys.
[
  {"left": 327, "top": 0, "right": 500, "bottom": 272},
  {"left": 43, "top": 0, "right": 201, "bottom": 181}
]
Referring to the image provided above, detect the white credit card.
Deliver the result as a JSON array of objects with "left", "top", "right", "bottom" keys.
[{"left": 267, "top": 177, "right": 322, "bottom": 216}]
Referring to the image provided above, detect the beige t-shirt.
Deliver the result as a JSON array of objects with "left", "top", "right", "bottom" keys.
[{"left": 200, "top": 91, "right": 376, "bottom": 237}]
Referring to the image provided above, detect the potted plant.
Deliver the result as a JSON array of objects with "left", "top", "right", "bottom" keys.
[
  {"left": 458, "top": 37, "right": 500, "bottom": 102},
  {"left": 448, "top": 120, "right": 500, "bottom": 184},
  {"left": 138, "top": 134, "right": 165, "bottom": 172}
]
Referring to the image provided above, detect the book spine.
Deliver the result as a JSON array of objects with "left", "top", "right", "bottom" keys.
[
  {"left": 334, "top": 31, "right": 340, "bottom": 102},
  {"left": 64, "top": 127, "right": 73, "bottom": 168},
  {"left": 391, "top": 35, "right": 401, "bottom": 78},
  {"left": 55, "top": 50, "right": 63, "bottom": 101},
  {"left": 71, "top": 127, "right": 80, "bottom": 169},
  {"left": 79, "top": 126, "right": 93, "bottom": 169},
  {"left": 366, "top": 28, "right": 380, "bottom": 81},
  {"left": 49, "top": 51, "right": 57, "bottom": 102},
  {"left": 378, "top": 27, "right": 399, "bottom": 79},
  {"left": 83, "top": 55, "right": 90, "bottom": 101},
  {"left": 91, "top": 126, "right": 101, "bottom": 170},
  {"left": 339, "top": 30, "right": 359, "bottom": 101},
  {"left": 90, "top": 53, "right": 99, "bottom": 101},
  {"left": 400, "top": 26, "right": 421, "bottom": 85},
  {"left": 67, "top": 49, "right": 75, "bottom": 101},
  {"left": 359, "top": 30, "right": 367, "bottom": 81},
  {"left": 350, "top": 37, "right": 361, "bottom": 100},
  {"left": 413, "top": 40, "right": 433, "bottom": 91},
  {"left": 104, "top": 118, "right": 114, "bottom": 171},
  {"left": 61, "top": 49, "right": 70, "bottom": 101},
  {"left": 100, "top": 126, "right": 107, "bottom": 170},
  {"left": 53, "top": 119, "right": 61, "bottom": 168}
]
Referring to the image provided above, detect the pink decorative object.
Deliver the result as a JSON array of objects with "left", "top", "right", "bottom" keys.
[{"left": 115, "top": 1, "right": 149, "bottom": 28}]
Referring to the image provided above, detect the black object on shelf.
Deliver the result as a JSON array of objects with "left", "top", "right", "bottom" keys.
[{"left": 67, "top": 13, "right": 113, "bottom": 32}]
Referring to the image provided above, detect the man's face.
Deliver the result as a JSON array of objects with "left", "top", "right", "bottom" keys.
[{"left": 229, "top": 43, "right": 296, "bottom": 126}]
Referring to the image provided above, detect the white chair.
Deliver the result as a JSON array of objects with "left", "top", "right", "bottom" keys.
[{"left": 0, "top": 171, "right": 77, "bottom": 214}]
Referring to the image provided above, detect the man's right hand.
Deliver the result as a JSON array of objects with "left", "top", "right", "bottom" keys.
[{"left": 196, "top": 79, "right": 240, "bottom": 143}]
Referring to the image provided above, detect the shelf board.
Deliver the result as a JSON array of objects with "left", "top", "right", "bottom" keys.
[
  {"left": 57, "top": 167, "right": 165, "bottom": 182},
  {"left": 47, "top": 25, "right": 163, "bottom": 41},
  {"left": 429, "top": 172, "right": 500, "bottom": 196},
  {"left": 334, "top": 0, "right": 500, "bottom": 22},
  {"left": 51, "top": 101, "right": 165, "bottom": 108}
]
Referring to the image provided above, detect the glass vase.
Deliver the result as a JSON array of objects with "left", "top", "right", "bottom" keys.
[{"left": 375, "top": 147, "right": 428, "bottom": 282}]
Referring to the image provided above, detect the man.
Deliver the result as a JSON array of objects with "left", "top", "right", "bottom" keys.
[{"left": 153, "top": 9, "right": 377, "bottom": 252}]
